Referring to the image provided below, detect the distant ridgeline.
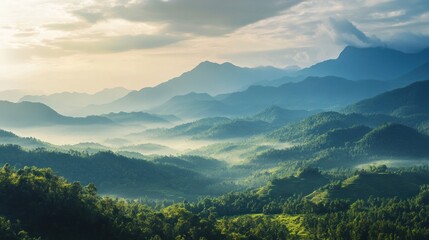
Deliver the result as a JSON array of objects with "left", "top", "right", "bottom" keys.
[
  {"left": 1, "top": 46, "right": 429, "bottom": 239},
  {"left": 16, "top": 46, "right": 425, "bottom": 119}
]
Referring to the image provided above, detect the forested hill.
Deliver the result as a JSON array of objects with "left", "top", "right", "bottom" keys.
[
  {"left": 1, "top": 165, "right": 429, "bottom": 240},
  {"left": 0, "top": 145, "right": 223, "bottom": 199}
]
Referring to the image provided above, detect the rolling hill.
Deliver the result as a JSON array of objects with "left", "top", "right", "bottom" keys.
[
  {"left": 0, "top": 129, "right": 50, "bottom": 149},
  {"left": 258, "top": 168, "right": 329, "bottom": 197},
  {"left": 141, "top": 106, "right": 314, "bottom": 140},
  {"left": 344, "top": 79, "right": 429, "bottom": 117},
  {"left": 101, "top": 111, "right": 174, "bottom": 124},
  {"left": 0, "top": 145, "right": 218, "bottom": 199},
  {"left": 309, "top": 171, "right": 427, "bottom": 203},
  {"left": 266, "top": 111, "right": 399, "bottom": 142},
  {"left": 20, "top": 87, "right": 130, "bottom": 116},
  {"left": 250, "top": 106, "right": 314, "bottom": 126},
  {"left": 0, "top": 101, "right": 113, "bottom": 127},
  {"left": 357, "top": 123, "right": 429, "bottom": 157},
  {"left": 152, "top": 92, "right": 236, "bottom": 119}
]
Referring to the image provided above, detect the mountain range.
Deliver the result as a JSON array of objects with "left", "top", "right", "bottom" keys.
[
  {"left": 80, "top": 62, "right": 287, "bottom": 115},
  {"left": 140, "top": 106, "right": 312, "bottom": 140},
  {"left": 14, "top": 46, "right": 429, "bottom": 120},
  {"left": 345, "top": 79, "right": 429, "bottom": 117},
  {"left": 20, "top": 87, "right": 130, "bottom": 116},
  {"left": 299, "top": 46, "right": 429, "bottom": 80},
  {"left": 0, "top": 101, "right": 113, "bottom": 127}
]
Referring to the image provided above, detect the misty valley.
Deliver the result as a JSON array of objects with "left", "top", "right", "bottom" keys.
[{"left": 2, "top": 45, "right": 429, "bottom": 238}]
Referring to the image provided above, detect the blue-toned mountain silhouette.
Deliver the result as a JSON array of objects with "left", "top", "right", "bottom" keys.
[
  {"left": 299, "top": 46, "right": 429, "bottom": 80},
  {"left": 344, "top": 79, "right": 429, "bottom": 117},
  {"left": 0, "top": 101, "right": 112, "bottom": 127},
  {"left": 218, "top": 76, "right": 390, "bottom": 113},
  {"left": 82, "top": 62, "right": 286, "bottom": 114}
]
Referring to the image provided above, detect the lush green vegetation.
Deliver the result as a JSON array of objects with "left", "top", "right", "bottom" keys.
[
  {"left": 1, "top": 68, "right": 429, "bottom": 239},
  {"left": 141, "top": 106, "right": 312, "bottom": 140},
  {"left": 0, "top": 145, "right": 232, "bottom": 199},
  {"left": 345, "top": 79, "right": 429, "bottom": 117},
  {"left": 255, "top": 116, "right": 429, "bottom": 168},
  {"left": 2, "top": 165, "right": 429, "bottom": 239}
]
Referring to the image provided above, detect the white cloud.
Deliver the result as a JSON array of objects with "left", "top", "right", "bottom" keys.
[
  {"left": 72, "top": 0, "right": 303, "bottom": 35},
  {"left": 1, "top": 0, "right": 429, "bottom": 92}
]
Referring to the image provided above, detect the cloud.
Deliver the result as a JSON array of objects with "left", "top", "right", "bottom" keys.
[
  {"left": 327, "top": 18, "right": 383, "bottom": 47},
  {"left": 385, "top": 32, "right": 429, "bottom": 52},
  {"left": 73, "top": 0, "right": 302, "bottom": 35},
  {"left": 53, "top": 34, "right": 184, "bottom": 53},
  {"left": 74, "top": 10, "right": 105, "bottom": 23},
  {"left": 3, "top": 45, "right": 75, "bottom": 63},
  {"left": 44, "top": 22, "right": 90, "bottom": 31}
]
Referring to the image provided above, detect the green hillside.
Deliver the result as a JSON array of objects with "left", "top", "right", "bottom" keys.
[
  {"left": 0, "top": 130, "right": 49, "bottom": 149},
  {"left": 357, "top": 123, "right": 429, "bottom": 157},
  {"left": 267, "top": 112, "right": 397, "bottom": 142},
  {"left": 0, "top": 166, "right": 224, "bottom": 240},
  {"left": 345, "top": 79, "right": 429, "bottom": 117},
  {"left": 143, "top": 117, "right": 272, "bottom": 140},
  {"left": 309, "top": 125, "right": 372, "bottom": 149},
  {"left": 255, "top": 122, "right": 429, "bottom": 167},
  {"left": 250, "top": 106, "right": 313, "bottom": 126},
  {"left": 0, "top": 145, "right": 218, "bottom": 199},
  {"left": 258, "top": 168, "right": 329, "bottom": 197},
  {"left": 309, "top": 170, "right": 429, "bottom": 203},
  {"left": 142, "top": 117, "right": 230, "bottom": 138}
]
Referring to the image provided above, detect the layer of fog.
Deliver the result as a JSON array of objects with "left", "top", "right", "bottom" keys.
[
  {"left": 6, "top": 122, "right": 296, "bottom": 165},
  {"left": 355, "top": 159, "right": 429, "bottom": 169}
]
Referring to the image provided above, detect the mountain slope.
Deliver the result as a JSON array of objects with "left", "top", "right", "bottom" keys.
[
  {"left": 250, "top": 106, "right": 314, "bottom": 126},
  {"left": 219, "top": 76, "right": 390, "bottom": 112},
  {"left": 153, "top": 92, "right": 236, "bottom": 119},
  {"left": 394, "top": 62, "right": 429, "bottom": 85},
  {"left": 101, "top": 111, "right": 172, "bottom": 124},
  {"left": 299, "top": 46, "right": 429, "bottom": 80},
  {"left": 82, "top": 62, "right": 286, "bottom": 114},
  {"left": 266, "top": 111, "right": 399, "bottom": 142},
  {"left": 357, "top": 124, "right": 429, "bottom": 157},
  {"left": 140, "top": 116, "right": 273, "bottom": 140},
  {"left": 0, "top": 145, "right": 215, "bottom": 199},
  {"left": 0, "top": 129, "right": 49, "bottom": 149},
  {"left": 344, "top": 79, "right": 429, "bottom": 117},
  {"left": 0, "top": 101, "right": 113, "bottom": 127},
  {"left": 258, "top": 168, "right": 329, "bottom": 197},
  {"left": 140, "top": 117, "right": 231, "bottom": 138},
  {"left": 309, "top": 171, "right": 425, "bottom": 202}
]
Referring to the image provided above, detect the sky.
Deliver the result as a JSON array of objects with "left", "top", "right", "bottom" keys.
[{"left": 0, "top": 0, "right": 428, "bottom": 93}]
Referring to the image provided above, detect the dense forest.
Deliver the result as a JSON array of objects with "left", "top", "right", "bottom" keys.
[
  {"left": 1, "top": 165, "right": 429, "bottom": 240},
  {"left": 3, "top": 0, "right": 429, "bottom": 237}
]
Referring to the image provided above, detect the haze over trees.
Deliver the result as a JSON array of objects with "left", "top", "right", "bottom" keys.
[{"left": 1, "top": 45, "right": 429, "bottom": 239}]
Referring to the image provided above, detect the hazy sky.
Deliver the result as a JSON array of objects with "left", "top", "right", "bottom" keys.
[{"left": 1, "top": 0, "right": 428, "bottom": 93}]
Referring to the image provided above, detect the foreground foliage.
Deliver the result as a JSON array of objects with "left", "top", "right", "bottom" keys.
[{"left": 1, "top": 165, "right": 429, "bottom": 239}]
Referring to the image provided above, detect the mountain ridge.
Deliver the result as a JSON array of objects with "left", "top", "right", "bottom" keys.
[
  {"left": 80, "top": 61, "right": 287, "bottom": 115},
  {"left": 299, "top": 46, "right": 429, "bottom": 80}
]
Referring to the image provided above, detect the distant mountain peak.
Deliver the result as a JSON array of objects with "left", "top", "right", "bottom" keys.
[
  {"left": 194, "top": 61, "right": 238, "bottom": 70},
  {"left": 177, "top": 91, "right": 211, "bottom": 97},
  {"left": 300, "top": 46, "right": 429, "bottom": 80},
  {"left": 338, "top": 45, "right": 401, "bottom": 59},
  {"left": 169, "top": 92, "right": 214, "bottom": 102}
]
